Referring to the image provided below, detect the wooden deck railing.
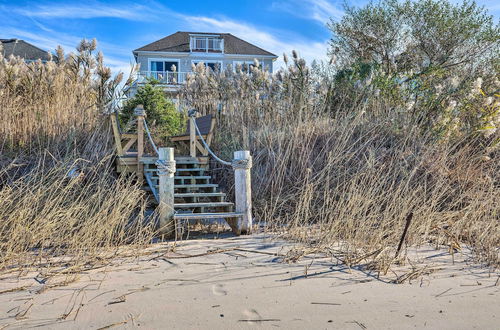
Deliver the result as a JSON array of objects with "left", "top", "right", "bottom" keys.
[{"left": 137, "top": 71, "right": 188, "bottom": 85}]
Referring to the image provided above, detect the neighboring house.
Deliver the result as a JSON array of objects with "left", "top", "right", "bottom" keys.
[
  {"left": 0, "top": 39, "right": 52, "bottom": 63},
  {"left": 130, "top": 31, "right": 278, "bottom": 94}
]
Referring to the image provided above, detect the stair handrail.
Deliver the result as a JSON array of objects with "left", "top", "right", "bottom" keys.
[
  {"left": 188, "top": 109, "right": 232, "bottom": 166},
  {"left": 143, "top": 117, "right": 160, "bottom": 156},
  {"left": 134, "top": 105, "right": 160, "bottom": 157},
  {"left": 188, "top": 109, "right": 253, "bottom": 234}
]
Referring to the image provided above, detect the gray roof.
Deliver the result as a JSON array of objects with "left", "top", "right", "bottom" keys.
[
  {"left": 0, "top": 39, "right": 52, "bottom": 62},
  {"left": 134, "top": 32, "right": 277, "bottom": 57}
]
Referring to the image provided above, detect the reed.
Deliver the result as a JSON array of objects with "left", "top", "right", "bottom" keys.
[
  {"left": 0, "top": 40, "right": 153, "bottom": 274},
  {"left": 180, "top": 54, "right": 499, "bottom": 267}
]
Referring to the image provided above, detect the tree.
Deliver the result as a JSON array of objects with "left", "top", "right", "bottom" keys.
[
  {"left": 328, "top": 0, "right": 500, "bottom": 76},
  {"left": 327, "top": 0, "right": 500, "bottom": 140},
  {"left": 121, "top": 80, "right": 185, "bottom": 142}
]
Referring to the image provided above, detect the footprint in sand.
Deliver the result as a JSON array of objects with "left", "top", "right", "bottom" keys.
[
  {"left": 242, "top": 308, "right": 263, "bottom": 324},
  {"left": 212, "top": 283, "right": 227, "bottom": 296}
]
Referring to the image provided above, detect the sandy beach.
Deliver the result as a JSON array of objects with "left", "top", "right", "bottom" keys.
[{"left": 0, "top": 234, "right": 498, "bottom": 329}]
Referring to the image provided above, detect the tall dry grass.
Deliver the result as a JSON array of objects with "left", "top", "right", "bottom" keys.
[
  {"left": 0, "top": 40, "right": 154, "bottom": 274},
  {"left": 0, "top": 159, "right": 154, "bottom": 272},
  {"left": 0, "top": 40, "right": 122, "bottom": 157},
  {"left": 180, "top": 55, "right": 499, "bottom": 267}
]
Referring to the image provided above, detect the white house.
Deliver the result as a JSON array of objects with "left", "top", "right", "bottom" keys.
[{"left": 130, "top": 31, "right": 278, "bottom": 94}]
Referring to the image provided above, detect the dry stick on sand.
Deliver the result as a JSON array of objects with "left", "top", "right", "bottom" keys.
[
  {"left": 238, "top": 319, "right": 281, "bottom": 322},
  {"left": 395, "top": 212, "right": 414, "bottom": 259},
  {"left": 108, "top": 287, "right": 150, "bottom": 305},
  {"left": 347, "top": 320, "right": 367, "bottom": 329},
  {"left": 164, "top": 247, "right": 285, "bottom": 259},
  {"left": 97, "top": 314, "right": 141, "bottom": 330},
  {"left": 0, "top": 285, "right": 32, "bottom": 295},
  {"left": 311, "top": 302, "right": 342, "bottom": 306}
]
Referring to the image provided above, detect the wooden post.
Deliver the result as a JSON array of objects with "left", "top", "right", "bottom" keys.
[
  {"left": 189, "top": 115, "right": 196, "bottom": 158},
  {"left": 233, "top": 150, "right": 253, "bottom": 234},
  {"left": 135, "top": 105, "right": 145, "bottom": 184},
  {"left": 109, "top": 115, "right": 123, "bottom": 156},
  {"left": 157, "top": 147, "right": 176, "bottom": 237}
]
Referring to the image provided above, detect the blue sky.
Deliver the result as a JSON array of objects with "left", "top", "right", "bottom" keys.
[{"left": 1, "top": 0, "right": 499, "bottom": 74}]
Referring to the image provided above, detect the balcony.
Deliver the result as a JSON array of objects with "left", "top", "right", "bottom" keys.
[
  {"left": 189, "top": 36, "right": 224, "bottom": 53},
  {"left": 137, "top": 71, "right": 189, "bottom": 86}
]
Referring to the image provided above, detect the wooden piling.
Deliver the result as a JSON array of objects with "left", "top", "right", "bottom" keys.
[
  {"left": 110, "top": 115, "right": 123, "bottom": 156},
  {"left": 135, "top": 105, "right": 145, "bottom": 184},
  {"left": 189, "top": 116, "right": 196, "bottom": 157},
  {"left": 233, "top": 150, "right": 253, "bottom": 234},
  {"left": 158, "top": 147, "right": 176, "bottom": 236}
]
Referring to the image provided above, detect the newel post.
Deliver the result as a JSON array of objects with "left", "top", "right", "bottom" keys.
[
  {"left": 135, "top": 105, "right": 145, "bottom": 183},
  {"left": 189, "top": 115, "right": 196, "bottom": 158},
  {"left": 233, "top": 150, "right": 253, "bottom": 234},
  {"left": 157, "top": 147, "right": 176, "bottom": 237}
]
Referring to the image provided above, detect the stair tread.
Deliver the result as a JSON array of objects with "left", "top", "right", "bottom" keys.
[
  {"left": 149, "top": 176, "right": 211, "bottom": 181},
  {"left": 175, "top": 160, "right": 200, "bottom": 164},
  {"left": 144, "top": 169, "right": 206, "bottom": 173},
  {"left": 175, "top": 192, "right": 225, "bottom": 197},
  {"left": 174, "top": 212, "right": 243, "bottom": 219},
  {"left": 154, "top": 184, "right": 217, "bottom": 187},
  {"left": 173, "top": 184, "right": 218, "bottom": 188},
  {"left": 140, "top": 157, "right": 158, "bottom": 164},
  {"left": 174, "top": 202, "right": 233, "bottom": 208}
]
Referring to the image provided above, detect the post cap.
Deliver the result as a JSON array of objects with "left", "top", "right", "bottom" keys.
[{"left": 134, "top": 104, "right": 146, "bottom": 117}]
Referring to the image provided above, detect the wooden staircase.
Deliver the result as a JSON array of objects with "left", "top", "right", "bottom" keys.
[
  {"left": 142, "top": 156, "right": 243, "bottom": 227},
  {"left": 110, "top": 107, "right": 252, "bottom": 236}
]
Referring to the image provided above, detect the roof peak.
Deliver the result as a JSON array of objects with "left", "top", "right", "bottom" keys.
[{"left": 178, "top": 31, "right": 230, "bottom": 35}]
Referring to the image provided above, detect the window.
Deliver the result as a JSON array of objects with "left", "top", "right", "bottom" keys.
[
  {"left": 190, "top": 36, "right": 223, "bottom": 52},
  {"left": 233, "top": 61, "right": 261, "bottom": 73},
  {"left": 193, "top": 61, "right": 222, "bottom": 72},
  {"left": 150, "top": 61, "right": 178, "bottom": 72},
  {"left": 151, "top": 61, "right": 163, "bottom": 72},
  {"left": 149, "top": 60, "right": 180, "bottom": 82},
  {"left": 195, "top": 38, "right": 206, "bottom": 50},
  {"left": 208, "top": 38, "right": 216, "bottom": 50}
]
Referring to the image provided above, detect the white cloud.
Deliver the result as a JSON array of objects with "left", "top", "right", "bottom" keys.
[
  {"left": 1, "top": 26, "right": 133, "bottom": 75},
  {"left": 179, "top": 15, "right": 329, "bottom": 69},
  {"left": 3, "top": 1, "right": 333, "bottom": 72},
  {"left": 271, "top": 0, "right": 344, "bottom": 24},
  {"left": 1, "top": 27, "right": 78, "bottom": 53},
  {"left": 12, "top": 2, "right": 154, "bottom": 21}
]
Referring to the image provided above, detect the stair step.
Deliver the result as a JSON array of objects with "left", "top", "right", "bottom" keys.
[
  {"left": 148, "top": 176, "right": 211, "bottom": 182},
  {"left": 174, "top": 202, "right": 233, "bottom": 208},
  {"left": 174, "top": 212, "right": 243, "bottom": 219},
  {"left": 173, "top": 184, "right": 218, "bottom": 188},
  {"left": 175, "top": 160, "right": 200, "bottom": 165},
  {"left": 175, "top": 168, "right": 205, "bottom": 172},
  {"left": 140, "top": 157, "right": 158, "bottom": 164},
  {"left": 175, "top": 192, "right": 226, "bottom": 198}
]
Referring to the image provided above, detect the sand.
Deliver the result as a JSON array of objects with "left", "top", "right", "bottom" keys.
[{"left": 0, "top": 233, "right": 498, "bottom": 329}]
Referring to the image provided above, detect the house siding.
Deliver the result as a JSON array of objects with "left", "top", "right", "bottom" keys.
[{"left": 136, "top": 53, "right": 274, "bottom": 73}]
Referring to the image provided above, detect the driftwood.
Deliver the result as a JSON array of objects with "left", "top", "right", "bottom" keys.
[{"left": 395, "top": 212, "right": 413, "bottom": 258}]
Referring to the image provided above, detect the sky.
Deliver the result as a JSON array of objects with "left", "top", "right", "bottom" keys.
[{"left": 1, "top": 0, "right": 499, "bottom": 74}]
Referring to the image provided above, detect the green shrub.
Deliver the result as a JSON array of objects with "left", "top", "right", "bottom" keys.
[{"left": 122, "top": 80, "right": 185, "bottom": 142}]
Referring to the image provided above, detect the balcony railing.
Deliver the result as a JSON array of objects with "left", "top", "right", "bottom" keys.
[
  {"left": 190, "top": 37, "right": 224, "bottom": 53},
  {"left": 137, "top": 71, "right": 189, "bottom": 85}
]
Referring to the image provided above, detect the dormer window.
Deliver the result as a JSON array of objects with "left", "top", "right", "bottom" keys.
[{"left": 190, "top": 35, "right": 224, "bottom": 53}]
